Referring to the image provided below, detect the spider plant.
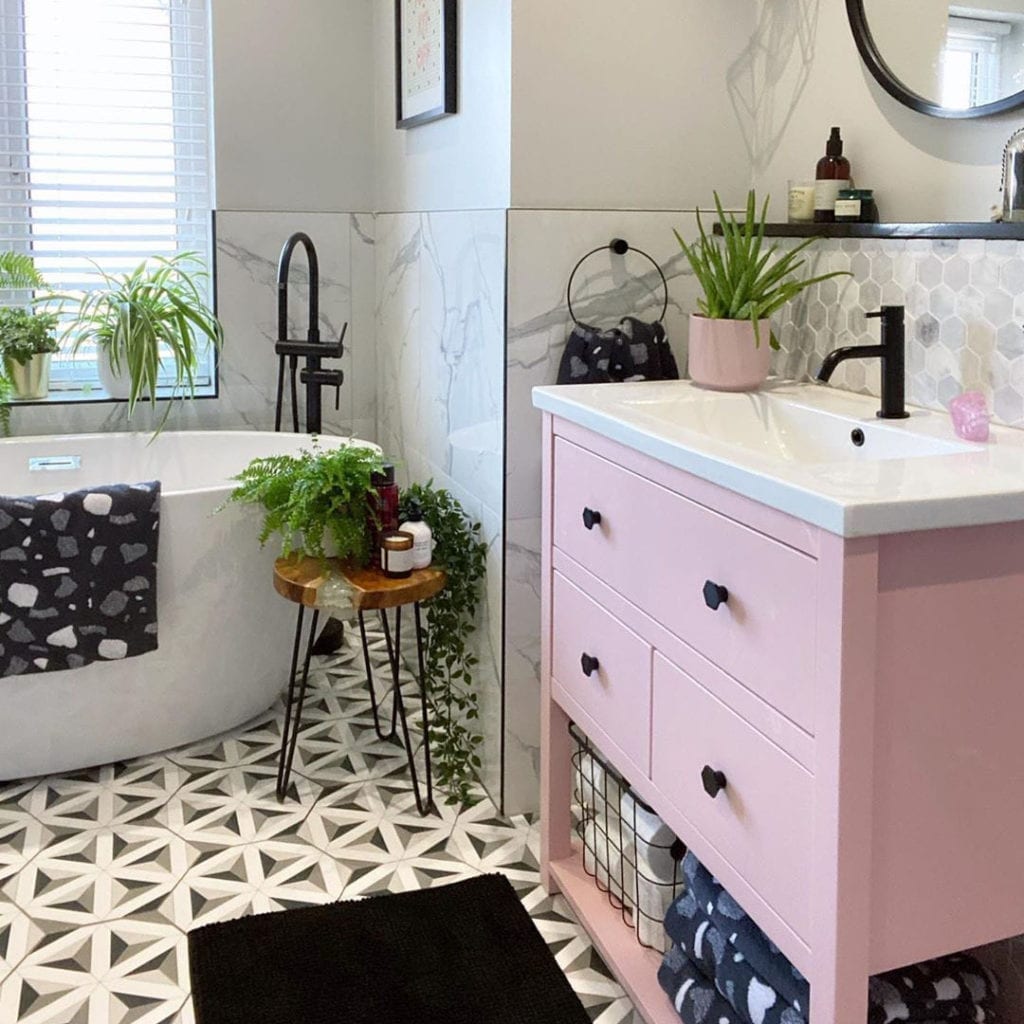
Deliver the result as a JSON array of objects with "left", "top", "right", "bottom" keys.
[
  {"left": 675, "top": 191, "right": 850, "bottom": 348},
  {"left": 67, "top": 253, "right": 223, "bottom": 433}
]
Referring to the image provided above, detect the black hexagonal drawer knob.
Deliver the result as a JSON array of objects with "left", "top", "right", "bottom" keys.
[
  {"left": 702, "top": 580, "right": 729, "bottom": 611},
  {"left": 701, "top": 765, "right": 728, "bottom": 800},
  {"left": 580, "top": 653, "right": 600, "bottom": 678},
  {"left": 582, "top": 507, "right": 602, "bottom": 531}
]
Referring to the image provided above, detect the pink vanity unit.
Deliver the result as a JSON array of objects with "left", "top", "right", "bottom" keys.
[{"left": 532, "top": 381, "right": 1024, "bottom": 1024}]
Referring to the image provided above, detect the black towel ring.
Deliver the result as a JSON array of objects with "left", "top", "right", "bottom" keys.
[{"left": 566, "top": 238, "right": 670, "bottom": 328}]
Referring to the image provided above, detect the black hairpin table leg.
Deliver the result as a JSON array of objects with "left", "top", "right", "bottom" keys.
[
  {"left": 376, "top": 603, "right": 435, "bottom": 817},
  {"left": 358, "top": 610, "right": 398, "bottom": 742},
  {"left": 276, "top": 604, "right": 320, "bottom": 801}
]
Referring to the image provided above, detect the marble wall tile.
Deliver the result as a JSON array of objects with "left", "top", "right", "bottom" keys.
[
  {"left": 7, "top": 211, "right": 376, "bottom": 444},
  {"left": 504, "top": 208, "right": 704, "bottom": 812},
  {"left": 773, "top": 237, "right": 1024, "bottom": 428},
  {"left": 375, "top": 209, "right": 507, "bottom": 806}
]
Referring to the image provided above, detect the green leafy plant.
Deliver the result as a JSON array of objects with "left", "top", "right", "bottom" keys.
[
  {"left": 675, "top": 190, "right": 850, "bottom": 348},
  {"left": 66, "top": 252, "right": 223, "bottom": 432},
  {"left": 0, "top": 371, "right": 11, "bottom": 437},
  {"left": 0, "top": 252, "right": 45, "bottom": 291},
  {"left": 401, "top": 483, "right": 488, "bottom": 807},
  {"left": 225, "top": 442, "right": 384, "bottom": 563},
  {"left": 0, "top": 308, "right": 59, "bottom": 365}
]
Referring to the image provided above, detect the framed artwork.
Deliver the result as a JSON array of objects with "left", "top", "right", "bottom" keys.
[{"left": 395, "top": 0, "right": 457, "bottom": 129}]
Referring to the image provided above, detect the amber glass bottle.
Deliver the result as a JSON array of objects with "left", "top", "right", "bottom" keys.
[{"left": 814, "top": 127, "right": 851, "bottom": 223}]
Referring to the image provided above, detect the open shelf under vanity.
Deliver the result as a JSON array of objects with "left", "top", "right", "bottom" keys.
[{"left": 548, "top": 853, "right": 680, "bottom": 1024}]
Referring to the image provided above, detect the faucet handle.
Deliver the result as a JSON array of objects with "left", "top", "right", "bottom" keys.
[{"left": 866, "top": 305, "right": 905, "bottom": 320}]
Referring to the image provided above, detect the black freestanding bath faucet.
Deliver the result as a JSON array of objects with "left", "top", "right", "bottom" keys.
[
  {"left": 816, "top": 305, "right": 909, "bottom": 419},
  {"left": 274, "top": 232, "right": 347, "bottom": 434}
]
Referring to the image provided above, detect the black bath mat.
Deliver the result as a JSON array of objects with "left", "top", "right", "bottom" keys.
[{"left": 187, "top": 873, "right": 591, "bottom": 1024}]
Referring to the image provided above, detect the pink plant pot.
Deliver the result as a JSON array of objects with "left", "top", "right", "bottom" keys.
[{"left": 687, "top": 315, "right": 772, "bottom": 392}]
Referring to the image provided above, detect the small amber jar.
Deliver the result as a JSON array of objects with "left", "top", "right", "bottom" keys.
[{"left": 380, "top": 530, "right": 415, "bottom": 579}]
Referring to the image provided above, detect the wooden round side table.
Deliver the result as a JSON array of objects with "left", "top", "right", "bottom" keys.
[{"left": 272, "top": 557, "right": 446, "bottom": 814}]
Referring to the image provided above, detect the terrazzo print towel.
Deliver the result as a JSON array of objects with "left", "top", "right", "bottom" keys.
[
  {"left": 665, "top": 889, "right": 996, "bottom": 1024},
  {"left": 680, "top": 853, "right": 999, "bottom": 1024},
  {"left": 665, "top": 889, "right": 807, "bottom": 1024},
  {"left": 659, "top": 944, "right": 986, "bottom": 1024},
  {"left": 659, "top": 944, "right": 743, "bottom": 1024},
  {"left": 0, "top": 482, "right": 160, "bottom": 677},
  {"left": 683, "top": 852, "right": 810, "bottom": 1011}
]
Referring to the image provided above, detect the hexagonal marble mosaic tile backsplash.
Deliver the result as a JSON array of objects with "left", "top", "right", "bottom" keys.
[{"left": 773, "top": 237, "right": 1024, "bottom": 428}]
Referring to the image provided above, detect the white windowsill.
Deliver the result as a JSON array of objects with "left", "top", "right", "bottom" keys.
[{"left": 10, "top": 383, "right": 218, "bottom": 408}]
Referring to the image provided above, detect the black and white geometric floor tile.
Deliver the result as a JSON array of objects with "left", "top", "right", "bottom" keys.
[{"left": 0, "top": 633, "right": 639, "bottom": 1024}]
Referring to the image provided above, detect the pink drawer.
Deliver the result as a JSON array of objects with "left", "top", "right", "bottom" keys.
[
  {"left": 651, "top": 654, "right": 813, "bottom": 940},
  {"left": 551, "top": 572, "right": 653, "bottom": 773},
  {"left": 552, "top": 436, "right": 818, "bottom": 734}
]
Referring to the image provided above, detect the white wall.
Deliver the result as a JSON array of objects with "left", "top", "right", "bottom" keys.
[
  {"left": 863, "top": 0, "right": 948, "bottom": 100},
  {"left": 509, "top": 0, "right": 754, "bottom": 211},
  {"left": 212, "top": 0, "right": 374, "bottom": 213},
  {"left": 753, "top": 0, "right": 1021, "bottom": 222},
  {"left": 372, "top": 0, "right": 512, "bottom": 213}
]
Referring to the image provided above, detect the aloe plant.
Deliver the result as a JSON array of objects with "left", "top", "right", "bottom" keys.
[
  {"left": 675, "top": 191, "right": 850, "bottom": 348},
  {"left": 67, "top": 252, "right": 223, "bottom": 432}
]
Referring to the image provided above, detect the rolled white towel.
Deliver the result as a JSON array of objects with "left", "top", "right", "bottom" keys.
[
  {"left": 582, "top": 819, "right": 630, "bottom": 904},
  {"left": 577, "top": 753, "right": 607, "bottom": 814},
  {"left": 631, "top": 850, "right": 678, "bottom": 950},
  {"left": 620, "top": 789, "right": 680, "bottom": 884}
]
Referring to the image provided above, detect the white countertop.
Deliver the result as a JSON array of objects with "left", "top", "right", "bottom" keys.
[{"left": 532, "top": 380, "right": 1024, "bottom": 537}]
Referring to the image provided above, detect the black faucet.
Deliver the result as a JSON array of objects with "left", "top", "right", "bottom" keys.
[
  {"left": 816, "top": 305, "right": 909, "bottom": 419},
  {"left": 274, "top": 232, "right": 347, "bottom": 435}
]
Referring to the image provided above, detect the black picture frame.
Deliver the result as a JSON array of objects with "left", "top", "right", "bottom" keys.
[
  {"left": 395, "top": 0, "right": 458, "bottom": 129},
  {"left": 846, "top": 0, "right": 1024, "bottom": 120}
]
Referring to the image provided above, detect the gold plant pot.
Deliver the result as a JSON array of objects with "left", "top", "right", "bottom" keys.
[{"left": 4, "top": 353, "right": 52, "bottom": 401}]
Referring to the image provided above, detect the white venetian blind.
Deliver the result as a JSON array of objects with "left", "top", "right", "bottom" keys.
[{"left": 0, "top": 0, "right": 214, "bottom": 389}]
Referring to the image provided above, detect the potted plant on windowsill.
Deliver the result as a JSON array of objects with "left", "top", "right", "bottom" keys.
[
  {"left": 675, "top": 191, "right": 850, "bottom": 392},
  {"left": 66, "top": 252, "right": 223, "bottom": 433},
  {"left": 0, "top": 308, "right": 59, "bottom": 400}
]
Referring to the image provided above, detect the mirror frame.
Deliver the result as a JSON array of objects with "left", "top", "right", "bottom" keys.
[{"left": 847, "top": 0, "right": 1024, "bottom": 118}]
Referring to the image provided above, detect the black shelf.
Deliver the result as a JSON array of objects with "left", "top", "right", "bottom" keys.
[{"left": 712, "top": 222, "right": 1024, "bottom": 240}]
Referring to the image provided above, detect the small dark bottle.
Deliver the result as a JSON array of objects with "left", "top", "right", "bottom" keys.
[
  {"left": 814, "top": 127, "right": 852, "bottom": 224},
  {"left": 368, "top": 464, "right": 399, "bottom": 566}
]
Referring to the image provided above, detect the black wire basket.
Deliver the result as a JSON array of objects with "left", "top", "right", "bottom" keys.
[{"left": 570, "top": 722, "right": 686, "bottom": 951}]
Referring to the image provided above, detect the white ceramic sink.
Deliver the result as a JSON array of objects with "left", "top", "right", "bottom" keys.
[
  {"left": 532, "top": 379, "right": 1024, "bottom": 536},
  {"left": 617, "top": 390, "right": 975, "bottom": 464}
]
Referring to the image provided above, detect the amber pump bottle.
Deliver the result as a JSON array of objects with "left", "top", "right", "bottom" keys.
[{"left": 814, "top": 127, "right": 851, "bottom": 223}]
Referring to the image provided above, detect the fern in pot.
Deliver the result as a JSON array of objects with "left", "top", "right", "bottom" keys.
[
  {"left": 67, "top": 253, "right": 223, "bottom": 431},
  {"left": 0, "top": 252, "right": 57, "bottom": 402},
  {"left": 0, "top": 308, "right": 59, "bottom": 400},
  {"left": 676, "top": 191, "right": 849, "bottom": 392}
]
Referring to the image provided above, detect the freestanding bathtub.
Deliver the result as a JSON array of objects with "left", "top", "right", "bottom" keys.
[{"left": 0, "top": 430, "right": 375, "bottom": 781}]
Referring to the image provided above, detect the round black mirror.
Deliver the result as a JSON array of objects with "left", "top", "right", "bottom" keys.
[{"left": 848, "top": 0, "right": 1024, "bottom": 118}]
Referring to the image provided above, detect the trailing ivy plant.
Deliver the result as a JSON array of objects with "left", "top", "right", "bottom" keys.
[
  {"left": 401, "top": 483, "right": 488, "bottom": 806},
  {"left": 225, "top": 441, "right": 384, "bottom": 563}
]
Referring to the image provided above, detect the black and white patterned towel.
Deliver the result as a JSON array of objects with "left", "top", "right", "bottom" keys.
[
  {"left": 659, "top": 943, "right": 747, "bottom": 1024},
  {"left": 659, "top": 944, "right": 985, "bottom": 1024},
  {"left": 665, "top": 889, "right": 807, "bottom": 1024},
  {"left": 683, "top": 852, "right": 810, "bottom": 1011},
  {"left": 679, "top": 852, "right": 999, "bottom": 1024},
  {"left": 0, "top": 482, "right": 160, "bottom": 677}
]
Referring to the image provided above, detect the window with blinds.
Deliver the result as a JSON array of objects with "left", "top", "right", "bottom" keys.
[{"left": 0, "top": 0, "right": 214, "bottom": 392}]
